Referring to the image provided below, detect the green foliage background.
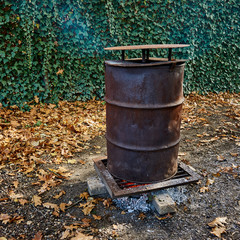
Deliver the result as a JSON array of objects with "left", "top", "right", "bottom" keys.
[{"left": 0, "top": 0, "right": 239, "bottom": 107}]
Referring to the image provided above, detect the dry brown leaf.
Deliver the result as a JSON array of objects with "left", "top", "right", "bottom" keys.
[
  {"left": 13, "top": 180, "right": 19, "bottom": 188},
  {"left": 208, "top": 217, "right": 227, "bottom": 227},
  {"left": 0, "top": 237, "right": 8, "bottom": 240},
  {"left": 0, "top": 213, "right": 11, "bottom": 224},
  {"left": 53, "top": 190, "right": 66, "bottom": 199},
  {"left": 43, "top": 202, "right": 59, "bottom": 212},
  {"left": 230, "top": 152, "right": 238, "bottom": 157},
  {"left": 32, "top": 195, "right": 42, "bottom": 206},
  {"left": 206, "top": 178, "right": 215, "bottom": 186},
  {"left": 19, "top": 198, "right": 29, "bottom": 205},
  {"left": 81, "top": 218, "right": 91, "bottom": 227},
  {"left": 138, "top": 212, "right": 146, "bottom": 220},
  {"left": 61, "top": 230, "right": 71, "bottom": 239},
  {"left": 71, "top": 231, "right": 93, "bottom": 240},
  {"left": 32, "top": 231, "right": 42, "bottom": 240},
  {"left": 217, "top": 155, "right": 225, "bottom": 161},
  {"left": 79, "top": 192, "right": 89, "bottom": 200},
  {"left": 103, "top": 198, "right": 112, "bottom": 208},
  {"left": 60, "top": 203, "right": 66, "bottom": 212},
  {"left": 79, "top": 160, "right": 85, "bottom": 165},
  {"left": 199, "top": 186, "right": 209, "bottom": 193},
  {"left": 80, "top": 202, "right": 95, "bottom": 216},
  {"left": 9, "top": 190, "right": 24, "bottom": 200},
  {"left": 92, "top": 214, "right": 101, "bottom": 220},
  {"left": 34, "top": 96, "right": 39, "bottom": 104},
  {"left": 155, "top": 213, "right": 172, "bottom": 220},
  {"left": 56, "top": 69, "right": 64, "bottom": 75},
  {"left": 210, "top": 226, "right": 226, "bottom": 238}
]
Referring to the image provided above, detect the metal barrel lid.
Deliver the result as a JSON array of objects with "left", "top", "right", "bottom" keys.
[
  {"left": 104, "top": 44, "right": 190, "bottom": 51},
  {"left": 104, "top": 44, "right": 190, "bottom": 62}
]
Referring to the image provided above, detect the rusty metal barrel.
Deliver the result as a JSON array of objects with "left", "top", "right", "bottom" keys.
[{"left": 104, "top": 44, "right": 189, "bottom": 183}]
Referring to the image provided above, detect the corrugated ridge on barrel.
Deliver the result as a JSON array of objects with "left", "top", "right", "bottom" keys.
[{"left": 105, "top": 60, "right": 185, "bottom": 183}]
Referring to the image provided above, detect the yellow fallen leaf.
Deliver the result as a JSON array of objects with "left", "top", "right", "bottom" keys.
[{"left": 68, "top": 159, "right": 77, "bottom": 164}]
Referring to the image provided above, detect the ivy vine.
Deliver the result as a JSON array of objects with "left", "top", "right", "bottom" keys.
[{"left": 0, "top": 0, "right": 239, "bottom": 107}]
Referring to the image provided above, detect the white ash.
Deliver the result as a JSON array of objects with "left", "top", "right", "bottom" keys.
[{"left": 113, "top": 194, "right": 151, "bottom": 213}]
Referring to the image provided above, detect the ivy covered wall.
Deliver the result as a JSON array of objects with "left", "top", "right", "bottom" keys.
[{"left": 0, "top": 0, "right": 239, "bottom": 107}]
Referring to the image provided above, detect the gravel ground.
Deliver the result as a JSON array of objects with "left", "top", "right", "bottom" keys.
[{"left": 0, "top": 94, "right": 239, "bottom": 239}]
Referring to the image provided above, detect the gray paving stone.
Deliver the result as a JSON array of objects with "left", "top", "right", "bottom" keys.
[{"left": 152, "top": 192, "right": 176, "bottom": 215}]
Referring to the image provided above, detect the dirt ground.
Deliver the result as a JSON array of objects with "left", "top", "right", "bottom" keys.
[{"left": 0, "top": 93, "right": 239, "bottom": 240}]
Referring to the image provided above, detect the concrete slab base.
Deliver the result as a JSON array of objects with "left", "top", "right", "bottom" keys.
[
  {"left": 87, "top": 176, "right": 108, "bottom": 196},
  {"left": 152, "top": 192, "right": 177, "bottom": 215}
]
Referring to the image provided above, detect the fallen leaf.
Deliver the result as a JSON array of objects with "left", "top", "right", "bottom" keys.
[
  {"left": 208, "top": 217, "right": 227, "bottom": 227},
  {"left": 0, "top": 213, "right": 11, "bottom": 224},
  {"left": 217, "top": 155, "right": 225, "bottom": 161},
  {"left": 138, "top": 212, "right": 146, "bottom": 220},
  {"left": 81, "top": 218, "right": 91, "bottom": 227},
  {"left": 155, "top": 213, "right": 172, "bottom": 220},
  {"left": 19, "top": 199, "right": 29, "bottom": 205},
  {"left": 70, "top": 231, "right": 93, "bottom": 240},
  {"left": 206, "top": 178, "right": 214, "bottom": 186},
  {"left": 13, "top": 180, "right": 19, "bottom": 188},
  {"left": 60, "top": 203, "right": 66, "bottom": 212},
  {"left": 61, "top": 230, "right": 71, "bottom": 239},
  {"left": 103, "top": 198, "right": 112, "bottom": 208},
  {"left": 32, "top": 231, "right": 42, "bottom": 240},
  {"left": 68, "top": 159, "right": 77, "bottom": 164},
  {"left": 32, "top": 195, "right": 42, "bottom": 206},
  {"left": 79, "top": 192, "right": 89, "bottom": 200},
  {"left": 34, "top": 96, "right": 39, "bottom": 104},
  {"left": 9, "top": 190, "right": 24, "bottom": 200},
  {"left": 208, "top": 217, "right": 227, "bottom": 238},
  {"left": 0, "top": 237, "right": 8, "bottom": 240},
  {"left": 210, "top": 226, "right": 226, "bottom": 238},
  {"left": 53, "top": 190, "right": 66, "bottom": 199},
  {"left": 43, "top": 202, "right": 59, "bottom": 212},
  {"left": 230, "top": 153, "right": 238, "bottom": 157},
  {"left": 199, "top": 186, "right": 209, "bottom": 193},
  {"left": 79, "top": 160, "right": 85, "bottom": 164},
  {"left": 92, "top": 214, "right": 101, "bottom": 220}
]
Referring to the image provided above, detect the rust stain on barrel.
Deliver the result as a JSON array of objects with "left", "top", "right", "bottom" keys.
[{"left": 105, "top": 59, "right": 186, "bottom": 183}]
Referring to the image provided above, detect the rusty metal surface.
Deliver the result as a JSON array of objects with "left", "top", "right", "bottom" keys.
[
  {"left": 104, "top": 44, "right": 190, "bottom": 51},
  {"left": 94, "top": 158, "right": 201, "bottom": 198},
  {"left": 105, "top": 60, "right": 185, "bottom": 183},
  {"left": 105, "top": 59, "right": 186, "bottom": 68}
]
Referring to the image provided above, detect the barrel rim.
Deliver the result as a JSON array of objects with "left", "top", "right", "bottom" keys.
[{"left": 105, "top": 59, "right": 186, "bottom": 68}]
